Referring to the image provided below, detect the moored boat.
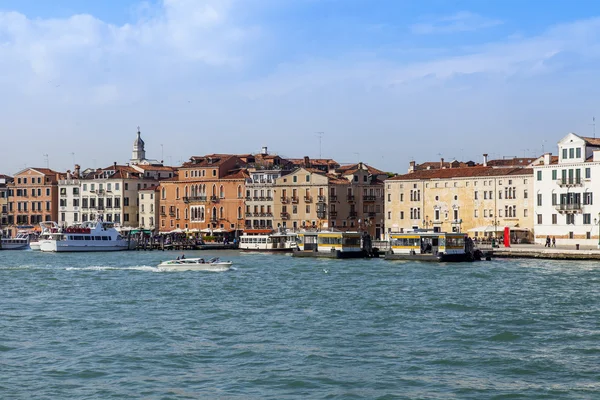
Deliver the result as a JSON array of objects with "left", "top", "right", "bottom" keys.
[
  {"left": 39, "top": 220, "right": 133, "bottom": 252},
  {"left": 239, "top": 230, "right": 297, "bottom": 252},
  {"left": 293, "top": 230, "right": 367, "bottom": 259},
  {"left": 0, "top": 233, "right": 30, "bottom": 250},
  {"left": 384, "top": 231, "right": 487, "bottom": 262},
  {"left": 29, "top": 221, "right": 60, "bottom": 251},
  {"left": 158, "top": 257, "right": 233, "bottom": 271}
]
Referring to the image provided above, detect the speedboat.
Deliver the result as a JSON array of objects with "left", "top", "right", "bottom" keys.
[
  {"left": 29, "top": 221, "right": 59, "bottom": 251},
  {"left": 158, "top": 257, "right": 233, "bottom": 272}
]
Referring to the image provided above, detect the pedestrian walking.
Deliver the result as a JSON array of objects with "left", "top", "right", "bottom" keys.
[{"left": 552, "top": 237, "right": 556, "bottom": 248}]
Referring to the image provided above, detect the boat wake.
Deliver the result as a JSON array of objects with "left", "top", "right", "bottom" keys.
[{"left": 65, "top": 265, "right": 161, "bottom": 272}]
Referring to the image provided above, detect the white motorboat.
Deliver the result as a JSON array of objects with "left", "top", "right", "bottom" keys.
[
  {"left": 158, "top": 257, "right": 233, "bottom": 272},
  {"left": 39, "top": 219, "right": 133, "bottom": 252},
  {"left": 29, "top": 221, "right": 59, "bottom": 251},
  {"left": 0, "top": 233, "right": 30, "bottom": 250}
]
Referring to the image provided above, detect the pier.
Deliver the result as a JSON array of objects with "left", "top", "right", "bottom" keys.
[{"left": 494, "top": 244, "right": 600, "bottom": 260}]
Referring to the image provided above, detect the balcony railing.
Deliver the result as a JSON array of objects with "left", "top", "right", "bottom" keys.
[
  {"left": 291, "top": 197, "right": 299, "bottom": 204},
  {"left": 245, "top": 212, "right": 253, "bottom": 217},
  {"left": 210, "top": 196, "right": 219, "bottom": 203},
  {"left": 304, "top": 196, "right": 312, "bottom": 203},
  {"left": 349, "top": 211, "right": 357, "bottom": 218},
  {"left": 347, "top": 195, "right": 355, "bottom": 201},
  {"left": 280, "top": 212, "right": 290, "bottom": 220},
  {"left": 317, "top": 212, "right": 326, "bottom": 219},
  {"left": 329, "top": 195, "right": 337, "bottom": 201},
  {"left": 183, "top": 196, "right": 207, "bottom": 203},
  {"left": 556, "top": 178, "right": 582, "bottom": 187},
  {"left": 330, "top": 211, "right": 337, "bottom": 218},
  {"left": 556, "top": 203, "right": 582, "bottom": 212},
  {"left": 368, "top": 212, "right": 376, "bottom": 217},
  {"left": 317, "top": 195, "right": 326, "bottom": 203},
  {"left": 245, "top": 196, "right": 252, "bottom": 201},
  {"left": 280, "top": 197, "right": 289, "bottom": 204},
  {"left": 363, "top": 195, "right": 376, "bottom": 201}
]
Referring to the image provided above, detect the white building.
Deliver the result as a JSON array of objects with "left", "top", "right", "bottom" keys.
[
  {"left": 139, "top": 185, "right": 160, "bottom": 231},
  {"left": 58, "top": 130, "right": 175, "bottom": 227},
  {"left": 534, "top": 133, "right": 600, "bottom": 246}
]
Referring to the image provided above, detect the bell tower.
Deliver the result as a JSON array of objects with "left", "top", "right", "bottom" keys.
[{"left": 131, "top": 127, "right": 146, "bottom": 164}]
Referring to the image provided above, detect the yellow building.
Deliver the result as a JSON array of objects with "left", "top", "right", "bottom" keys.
[{"left": 385, "top": 165, "right": 535, "bottom": 240}]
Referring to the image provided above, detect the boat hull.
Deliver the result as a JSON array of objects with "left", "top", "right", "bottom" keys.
[
  {"left": 158, "top": 262, "right": 232, "bottom": 272},
  {"left": 29, "top": 242, "right": 41, "bottom": 251},
  {"left": 39, "top": 241, "right": 130, "bottom": 252},
  {"left": 0, "top": 243, "right": 30, "bottom": 250},
  {"left": 384, "top": 252, "right": 472, "bottom": 262},
  {"left": 292, "top": 249, "right": 368, "bottom": 259}
]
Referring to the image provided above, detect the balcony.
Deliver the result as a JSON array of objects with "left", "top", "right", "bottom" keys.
[
  {"left": 280, "top": 212, "right": 290, "bottom": 220},
  {"left": 368, "top": 212, "right": 376, "bottom": 217},
  {"left": 304, "top": 196, "right": 312, "bottom": 203},
  {"left": 329, "top": 195, "right": 337, "bottom": 201},
  {"left": 265, "top": 212, "right": 273, "bottom": 217},
  {"left": 349, "top": 211, "right": 358, "bottom": 219},
  {"left": 280, "top": 197, "right": 289, "bottom": 204},
  {"left": 330, "top": 211, "right": 337, "bottom": 218},
  {"left": 245, "top": 212, "right": 253, "bottom": 218},
  {"left": 253, "top": 212, "right": 261, "bottom": 217},
  {"left": 347, "top": 195, "right": 355, "bottom": 202},
  {"left": 210, "top": 196, "right": 219, "bottom": 203},
  {"left": 363, "top": 195, "right": 376, "bottom": 202},
  {"left": 556, "top": 178, "right": 583, "bottom": 187},
  {"left": 317, "top": 195, "right": 326, "bottom": 203},
  {"left": 265, "top": 196, "right": 273, "bottom": 201},
  {"left": 291, "top": 197, "right": 299, "bottom": 204},
  {"left": 245, "top": 196, "right": 252, "bottom": 201},
  {"left": 317, "top": 212, "right": 326, "bottom": 219},
  {"left": 555, "top": 203, "right": 582, "bottom": 213},
  {"left": 169, "top": 211, "right": 176, "bottom": 217},
  {"left": 210, "top": 217, "right": 219, "bottom": 223},
  {"left": 184, "top": 196, "right": 207, "bottom": 203},
  {"left": 253, "top": 197, "right": 260, "bottom": 201},
  {"left": 160, "top": 212, "right": 166, "bottom": 217}
]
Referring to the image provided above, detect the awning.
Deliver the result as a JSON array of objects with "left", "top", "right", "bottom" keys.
[
  {"left": 200, "top": 228, "right": 213, "bottom": 233},
  {"left": 170, "top": 228, "right": 184, "bottom": 233},
  {"left": 468, "top": 225, "right": 529, "bottom": 233}
]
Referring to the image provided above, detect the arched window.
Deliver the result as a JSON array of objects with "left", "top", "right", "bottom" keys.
[
  {"left": 238, "top": 207, "right": 242, "bottom": 219},
  {"left": 212, "top": 184, "right": 217, "bottom": 197},
  {"left": 219, "top": 207, "right": 224, "bottom": 219},
  {"left": 184, "top": 186, "right": 188, "bottom": 197},
  {"left": 212, "top": 207, "right": 217, "bottom": 220},
  {"left": 237, "top": 185, "right": 242, "bottom": 198},
  {"left": 175, "top": 187, "right": 180, "bottom": 199},
  {"left": 219, "top": 185, "right": 224, "bottom": 198},
  {"left": 185, "top": 208, "right": 188, "bottom": 219},
  {"left": 161, "top": 187, "right": 166, "bottom": 199}
]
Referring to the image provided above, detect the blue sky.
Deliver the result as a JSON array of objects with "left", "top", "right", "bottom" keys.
[{"left": 2, "top": 0, "right": 600, "bottom": 173}]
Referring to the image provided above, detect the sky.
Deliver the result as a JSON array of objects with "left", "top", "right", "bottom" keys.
[{"left": 2, "top": 0, "right": 600, "bottom": 174}]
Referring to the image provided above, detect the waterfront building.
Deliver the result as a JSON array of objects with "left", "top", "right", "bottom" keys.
[
  {"left": 386, "top": 156, "right": 536, "bottom": 240},
  {"left": 0, "top": 174, "right": 13, "bottom": 236},
  {"left": 239, "top": 147, "right": 294, "bottom": 232},
  {"left": 57, "top": 131, "right": 175, "bottom": 227},
  {"left": 7, "top": 168, "right": 63, "bottom": 235},
  {"left": 138, "top": 185, "right": 160, "bottom": 231},
  {"left": 272, "top": 161, "right": 387, "bottom": 238},
  {"left": 533, "top": 133, "right": 600, "bottom": 246},
  {"left": 159, "top": 154, "right": 247, "bottom": 235}
]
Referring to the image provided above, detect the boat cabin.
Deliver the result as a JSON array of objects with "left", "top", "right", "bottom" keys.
[
  {"left": 389, "top": 232, "right": 467, "bottom": 256},
  {"left": 296, "top": 231, "right": 362, "bottom": 254}
]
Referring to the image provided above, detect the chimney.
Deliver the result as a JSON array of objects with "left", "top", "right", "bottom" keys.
[
  {"left": 408, "top": 161, "right": 416, "bottom": 173},
  {"left": 543, "top": 153, "right": 551, "bottom": 165},
  {"left": 261, "top": 146, "right": 268, "bottom": 155},
  {"left": 114, "top": 161, "right": 117, "bottom": 170},
  {"left": 483, "top": 154, "right": 488, "bottom": 167},
  {"left": 66, "top": 170, "right": 72, "bottom": 180},
  {"left": 440, "top": 157, "right": 444, "bottom": 169},
  {"left": 304, "top": 156, "right": 311, "bottom": 168},
  {"left": 74, "top": 164, "right": 81, "bottom": 178}
]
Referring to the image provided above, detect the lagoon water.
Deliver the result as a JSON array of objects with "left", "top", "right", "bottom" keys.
[{"left": 1, "top": 250, "right": 600, "bottom": 399}]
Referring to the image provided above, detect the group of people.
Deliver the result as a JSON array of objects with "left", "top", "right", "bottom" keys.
[{"left": 545, "top": 236, "right": 556, "bottom": 248}]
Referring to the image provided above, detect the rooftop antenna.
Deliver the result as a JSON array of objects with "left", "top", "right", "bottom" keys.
[
  {"left": 316, "top": 132, "right": 324, "bottom": 159},
  {"left": 161, "top": 144, "right": 164, "bottom": 163},
  {"left": 591, "top": 117, "right": 596, "bottom": 139},
  {"left": 43, "top": 154, "right": 49, "bottom": 169}
]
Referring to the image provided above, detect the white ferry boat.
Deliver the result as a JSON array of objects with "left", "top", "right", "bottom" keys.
[
  {"left": 0, "top": 233, "right": 30, "bottom": 250},
  {"left": 39, "top": 220, "right": 132, "bottom": 252},
  {"left": 239, "top": 230, "right": 297, "bottom": 252},
  {"left": 383, "top": 231, "right": 485, "bottom": 262},
  {"left": 29, "top": 221, "right": 60, "bottom": 251}
]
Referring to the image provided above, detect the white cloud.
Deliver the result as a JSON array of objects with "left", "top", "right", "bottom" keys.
[{"left": 411, "top": 11, "right": 502, "bottom": 35}]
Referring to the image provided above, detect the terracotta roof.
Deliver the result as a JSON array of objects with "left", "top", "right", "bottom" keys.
[
  {"left": 338, "top": 163, "right": 386, "bottom": 175},
  {"left": 582, "top": 136, "right": 600, "bottom": 146},
  {"left": 415, "top": 161, "right": 474, "bottom": 170},
  {"left": 182, "top": 154, "right": 240, "bottom": 168},
  {"left": 133, "top": 165, "right": 177, "bottom": 171},
  {"left": 288, "top": 158, "right": 340, "bottom": 166},
  {"left": 388, "top": 166, "right": 533, "bottom": 181},
  {"left": 0, "top": 174, "right": 13, "bottom": 180},
  {"left": 487, "top": 158, "right": 537, "bottom": 167},
  {"left": 222, "top": 169, "right": 250, "bottom": 180}
]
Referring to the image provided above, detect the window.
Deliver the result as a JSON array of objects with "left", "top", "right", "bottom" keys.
[
  {"left": 552, "top": 170, "right": 557, "bottom": 180},
  {"left": 586, "top": 168, "right": 591, "bottom": 179},
  {"left": 484, "top": 191, "right": 488, "bottom": 200},
  {"left": 584, "top": 213, "right": 591, "bottom": 224},
  {"left": 388, "top": 194, "right": 391, "bottom": 202},
  {"left": 537, "top": 214, "right": 543, "bottom": 224},
  {"left": 576, "top": 148, "right": 581, "bottom": 158},
  {"left": 474, "top": 210, "right": 478, "bottom": 218},
  {"left": 562, "top": 148, "right": 567, "bottom": 159},
  {"left": 306, "top": 175, "right": 310, "bottom": 182},
  {"left": 524, "top": 209, "right": 528, "bottom": 217},
  {"left": 293, "top": 176, "right": 297, "bottom": 183},
  {"left": 537, "top": 193, "right": 542, "bottom": 206},
  {"left": 584, "top": 192, "right": 593, "bottom": 205},
  {"left": 400, "top": 211, "right": 404, "bottom": 220},
  {"left": 552, "top": 214, "right": 557, "bottom": 224},
  {"left": 387, "top": 212, "right": 391, "bottom": 219},
  {"left": 569, "top": 148, "right": 574, "bottom": 158},
  {"left": 552, "top": 193, "right": 557, "bottom": 205},
  {"left": 537, "top": 171, "right": 542, "bottom": 181},
  {"left": 566, "top": 214, "right": 575, "bottom": 225},
  {"left": 524, "top": 189, "right": 528, "bottom": 199},
  {"left": 474, "top": 191, "right": 478, "bottom": 200}
]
